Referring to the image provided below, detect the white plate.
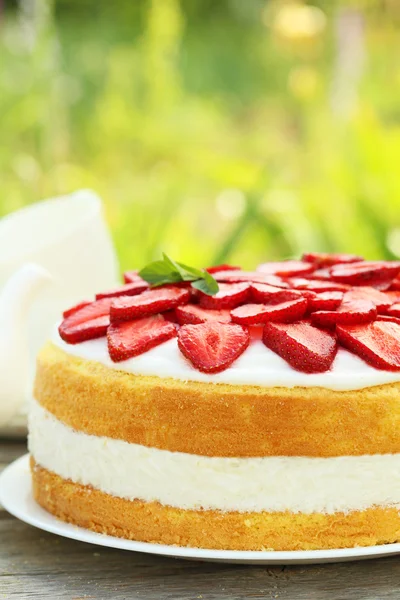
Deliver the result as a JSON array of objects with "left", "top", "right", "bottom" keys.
[{"left": 1, "top": 455, "right": 400, "bottom": 565}]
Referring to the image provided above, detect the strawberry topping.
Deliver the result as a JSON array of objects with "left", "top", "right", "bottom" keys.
[
  {"left": 231, "top": 298, "right": 308, "bottom": 325},
  {"left": 289, "top": 278, "right": 350, "bottom": 292},
  {"left": 387, "top": 303, "right": 400, "bottom": 318},
  {"left": 311, "top": 297, "right": 377, "bottom": 328},
  {"left": 175, "top": 305, "right": 231, "bottom": 325},
  {"left": 206, "top": 264, "right": 241, "bottom": 274},
  {"left": 377, "top": 314, "right": 400, "bottom": 326},
  {"left": 110, "top": 287, "right": 190, "bottom": 323},
  {"left": 177, "top": 322, "right": 250, "bottom": 373},
  {"left": 330, "top": 261, "right": 400, "bottom": 285},
  {"left": 123, "top": 270, "right": 146, "bottom": 284},
  {"left": 263, "top": 321, "right": 337, "bottom": 373},
  {"left": 213, "top": 270, "right": 289, "bottom": 288},
  {"left": 198, "top": 283, "right": 250, "bottom": 309},
  {"left": 257, "top": 260, "right": 315, "bottom": 277},
  {"left": 59, "top": 254, "right": 400, "bottom": 373},
  {"left": 62, "top": 300, "right": 91, "bottom": 318},
  {"left": 302, "top": 252, "right": 363, "bottom": 267},
  {"left": 336, "top": 321, "right": 400, "bottom": 370},
  {"left": 250, "top": 283, "right": 307, "bottom": 304},
  {"left": 59, "top": 298, "right": 113, "bottom": 343},
  {"left": 96, "top": 281, "right": 149, "bottom": 300},
  {"left": 308, "top": 291, "right": 344, "bottom": 312},
  {"left": 107, "top": 315, "right": 176, "bottom": 362},
  {"left": 341, "top": 286, "right": 392, "bottom": 312}
]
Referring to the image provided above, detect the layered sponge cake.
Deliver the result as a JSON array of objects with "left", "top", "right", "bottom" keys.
[{"left": 29, "top": 254, "right": 400, "bottom": 550}]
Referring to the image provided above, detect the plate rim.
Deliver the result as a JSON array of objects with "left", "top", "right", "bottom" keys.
[{"left": 2, "top": 454, "right": 400, "bottom": 564}]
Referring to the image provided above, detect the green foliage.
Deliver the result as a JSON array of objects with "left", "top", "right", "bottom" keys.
[{"left": 1, "top": 0, "right": 400, "bottom": 271}]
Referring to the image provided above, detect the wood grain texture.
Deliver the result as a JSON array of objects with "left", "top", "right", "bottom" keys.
[{"left": 1, "top": 442, "right": 400, "bottom": 599}]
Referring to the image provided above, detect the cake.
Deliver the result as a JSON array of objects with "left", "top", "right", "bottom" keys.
[{"left": 29, "top": 253, "right": 400, "bottom": 551}]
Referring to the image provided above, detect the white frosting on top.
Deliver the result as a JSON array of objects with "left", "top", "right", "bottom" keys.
[
  {"left": 29, "top": 399, "right": 400, "bottom": 514},
  {"left": 51, "top": 326, "right": 400, "bottom": 391}
]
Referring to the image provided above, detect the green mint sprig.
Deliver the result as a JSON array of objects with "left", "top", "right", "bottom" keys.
[{"left": 138, "top": 254, "right": 219, "bottom": 296}]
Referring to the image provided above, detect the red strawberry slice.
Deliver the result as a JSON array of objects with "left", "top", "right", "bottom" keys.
[
  {"left": 107, "top": 315, "right": 176, "bottom": 362},
  {"left": 289, "top": 278, "right": 350, "bottom": 292},
  {"left": 390, "top": 275, "right": 400, "bottom": 291},
  {"left": 262, "top": 321, "right": 337, "bottom": 373},
  {"left": 250, "top": 283, "right": 308, "bottom": 304},
  {"left": 377, "top": 315, "right": 400, "bottom": 326},
  {"left": 59, "top": 298, "right": 113, "bottom": 343},
  {"left": 206, "top": 264, "right": 241, "bottom": 274},
  {"left": 231, "top": 298, "right": 308, "bottom": 325},
  {"left": 256, "top": 260, "right": 315, "bottom": 277},
  {"left": 177, "top": 322, "right": 250, "bottom": 373},
  {"left": 342, "top": 286, "right": 392, "bottom": 312},
  {"left": 386, "top": 291, "right": 400, "bottom": 303},
  {"left": 213, "top": 270, "right": 289, "bottom": 288},
  {"left": 303, "top": 268, "right": 333, "bottom": 280},
  {"left": 198, "top": 282, "right": 250, "bottom": 310},
  {"left": 330, "top": 261, "right": 400, "bottom": 285},
  {"left": 175, "top": 305, "right": 231, "bottom": 325},
  {"left": 302, "top": 252, "right": 363, "bottom": 267},
  {"left": 62, "top": 300, "right": 91, "bottom": 319},
  {"left": 308, "top": 291, "right": 344, "bottom": 312},
  {"left": 123, "top": 270, "right": 146, "bottom": 284},
  {"left": 96, "top": 280, "right": 149, "bottom": 300},
  {"left": 387, "top": 303, "right": 400, "bottom": 318},
  {"left": 110, "top": 287, "right": 190, "bottom": 323},
  {"left": 311, "top": 296, "right": 377, "bottom": 328},
  {"left": 336, "top": 321, "right": 400, "bottom": 370}
]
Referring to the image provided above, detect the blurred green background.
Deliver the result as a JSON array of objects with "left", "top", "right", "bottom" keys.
[{"left": 1, "top": 0, "right": 400, "bottom": 270}]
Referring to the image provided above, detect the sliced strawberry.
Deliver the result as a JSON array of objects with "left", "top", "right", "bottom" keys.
[
  {"left": 231, "top": 298, "right": 308, "bottom": 325},
  {"left": 336, "top": 321, "right": 400, "bottom": 370},
  {"left": 386, "top": 291, "right": 400, "bottom": 303},
  {"left": 387, "top": 303, "right": 400, "bottom": 318},
  {"left": 59, "top": 298, "right": 113, "bottom": 343},
  {"left": 175, "top": 305, "right": 231, "bottom": 325},
  {"left": 342, "top": 286, "right": 392, "bottom": 312},
  {"left": 123, "top": 270, "right": 146, "bottom": 284},
  {"left": 302, "top": 252, "right": 363, "bottom": 267},
  {"left": 110, "top": 287, "right": 190, "bottom": 323},
  {"left": 177, "top": 322, "right": 250, "bottom": 373},
  {"left": 257, "top": 260, "right": 315, "bottom": 277},
  {"left": 62, "top": 300, "right": 91, "bottom": 319},
  {"left": 311, "top": 297, "right": 377, "bottom": 328},
  {"left": 198, "top": 282, "right": 250, "bottom": 310},
  {"left": 377, "top": 314, "right": 400, "bottom": 326},
  {"left": 262, "top": 321, "right": 337, "bottom": 373},
  {"left": 308, "top": 291, "right": 344, "bottom": 312},
  {"left": 369, "top": 279, "right": 394, "bottom": 291},
  {"left": 330, "top": 261, "right": 400, "bottom": 285},
  {"left": 289, "top": 278, "right": 350, "bottom": 292},
  {"left": 250, "top": 283, "right": 307, "bottom": 304},
  {"left": 206, "top": 264, "right": 241, "bottom": 274},
  {"left": 213, "top": 270, "right": 289, "bottom": 288},
  {"left": 303, "top": 268, "right": 333, "bottom": 280},
  {"left": 390, "top": 275, "right": 400, "bottom": 291},
  {"left": 107, "top": 315, "right": 176, "bottom": 362},
  {"left": 96, "top": 281, "right": 149, "bottom": 300}
]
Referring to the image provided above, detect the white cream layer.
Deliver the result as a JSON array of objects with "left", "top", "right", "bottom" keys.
[
  {"left": 29, "top": 399, "right": 400, "bottom": 514},
  {"left": 52, "top": 326, "right": 400, "bottom": 391}
]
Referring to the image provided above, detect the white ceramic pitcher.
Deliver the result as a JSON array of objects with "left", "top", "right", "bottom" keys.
[{"left": 0, "top": 190, "right": 119, "bottom": 434}]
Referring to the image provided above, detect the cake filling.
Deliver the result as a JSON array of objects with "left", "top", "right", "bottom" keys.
[{"left": 29, "top": 398, "right": 400, "bottom": 514}]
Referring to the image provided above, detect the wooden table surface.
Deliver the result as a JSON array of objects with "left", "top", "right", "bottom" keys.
[{"left": 1, "top": 441, "right": 400, "bottom": 600}]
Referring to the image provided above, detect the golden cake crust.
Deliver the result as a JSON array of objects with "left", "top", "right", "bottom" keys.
[
  {"left": 34, "top": 342, "right": 400, "bottom": 458},
  {"left": 31, "top": 460, "right": 400, "bottom": 551}
]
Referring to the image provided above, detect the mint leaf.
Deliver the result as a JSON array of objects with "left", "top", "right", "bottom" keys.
[{"left": 139, "top": 255, "right": 219, "bottom": 295}]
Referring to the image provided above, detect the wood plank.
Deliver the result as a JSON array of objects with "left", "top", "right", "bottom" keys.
[{"left": 1, "top": 442, "right": 400, "bottom": 599}]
